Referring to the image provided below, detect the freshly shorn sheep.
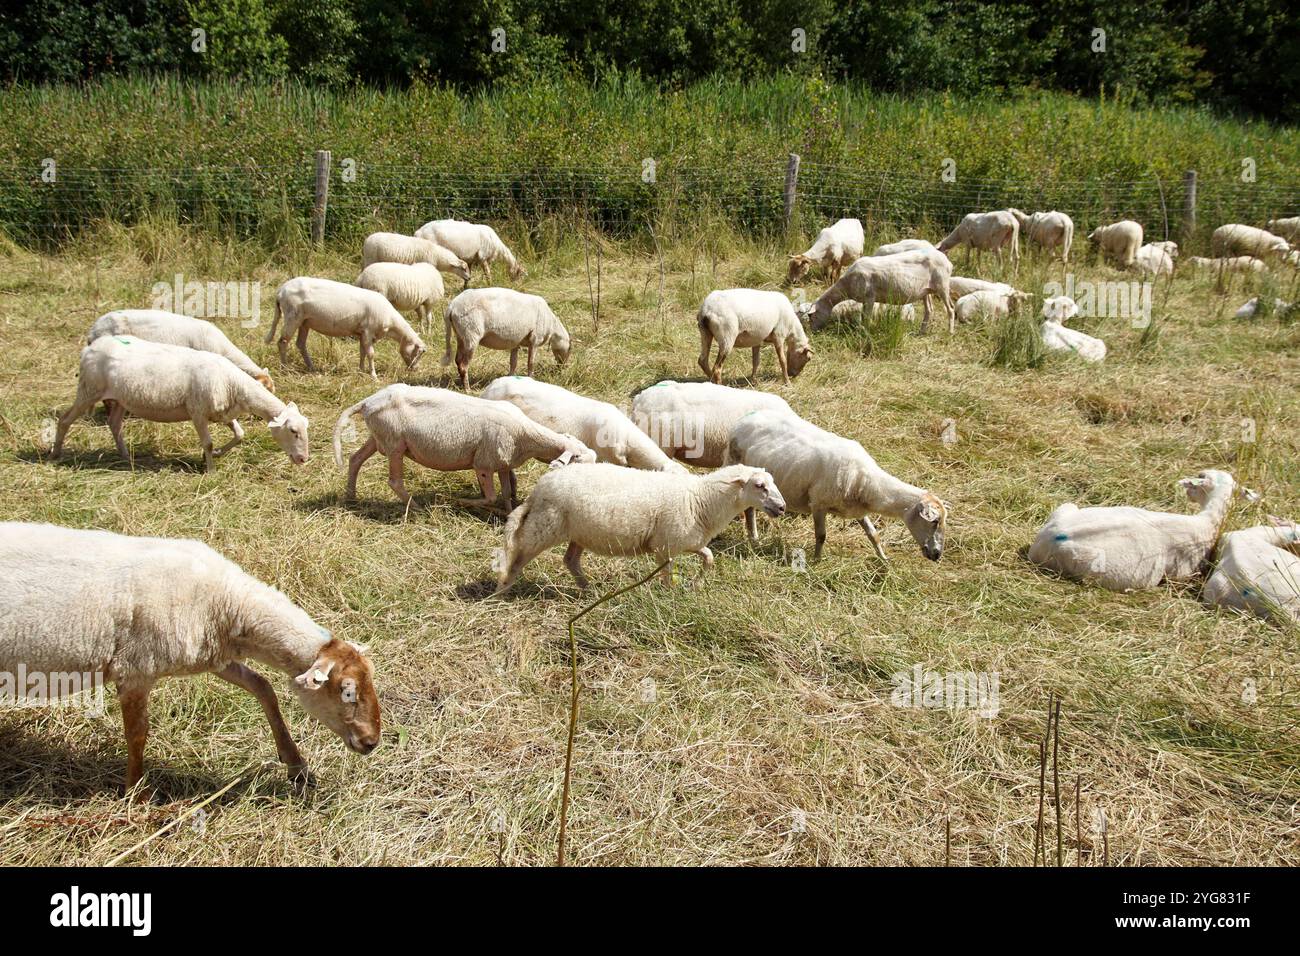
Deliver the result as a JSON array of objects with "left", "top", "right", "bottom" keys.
[
  {"left": 1007, "top": 209, "right": 1074, "bottom": 261},
  {"left": 1040, "top": 296, "right": 1105, "bottom": 362},
  {"left": 1131, "top": 243, "right": 1175, "bottom": 277},
  {"left": 696, "top": 288, "right": 814, "bottom": 385},
  {"left": 630, "top": 379, "right": 794, "bottom": 469},
  {"left": 361, "top": 232, "right": 471, "bottom": 284},
  {"left": 1087, "top": 220, "right": 1144, "bottom": 267},
  {"left": 953, "top": 288, "right": 1031, "bottom": 324},
  {"left": 333, "top": 384, "right": 595, "bottom": 510},
  {"left": 871, "top": 238, "right": 937, "bottom": 258},
  {"left": 1147, "top": 240, "right": 1179, "bottom": 258},
  {"left": 786, "top": 218, "right": 864, "bottom": 286},
  {"left": 356, "top": 261, "right": 445, "bottom": 332},
  {"left": 1028, "top": 469, "right": 1238, "bottom": 591},
  {"left": 1185, "top": 256, "right": 1267, "bottom": 279},
  {"left": 414, "top": 219, "right": 525, "bottom": 286},
  {"left": 88, "top": 309, "right": 274, "bottom": 391},
  {"left": 0, "top": 522, "right": 380, "bottom": 796},
  {"left": 799, "top": 248, "right": 955, "bottom": 334},
  {"left": 937, "top": 211, "right": 1020, "bottom": 268},
  {"left": 1202, "top": 518, "right": 1300, "bottom": 627},
  {"left": 442, "top": 287, "right": 571, "bottom": 389},
  {"left": 269, "top": 277, "right": 426, "bottom": 379},
  {"left": 493, "top": 462, "right": 787, "bottom": 593},
  {"left": 53, "top": 335, "right": 309, "bottom": 472},
  {"left": 725, "top": 409, "right": 948, "bottom": 563},
  {"left": 1265, "top": 217, "right": 1300, "bottom": 241},
  {"left": 1234, "top": 296, "right": 1292, "bottom": 319},
  {"left": 1211, "top": 224, "right": 1290, "bottom": 261},
  {"left": 481, "top": 376, "right": 686, "bottom": 473},
  {"left": 949, "top": 276, "right": 1018, "bottom": 299}
]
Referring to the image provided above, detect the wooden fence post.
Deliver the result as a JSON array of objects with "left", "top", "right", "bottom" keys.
[
  {"left": 312, "top": 150, "right": 331, "bottom": 245},
  {"left": 783, "top": 153, "right": 801, "bottom": 232},
  {"left": 1181, "top": 169, "right": 1196, "bottom": 246}
]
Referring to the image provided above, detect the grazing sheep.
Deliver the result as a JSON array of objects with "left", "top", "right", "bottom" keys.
[
  {"left": 937, "top": 211, "right": 1020, "bottom": 268},
  {"left": 415, "top": 219, "right": 525, "bottom": 286},
  {"left": 949, "top": 276, "right": 1018, "bottom": 299},
  {"left": 0, "top": 522, "right": 380, "bottom": 796},
  {"left": 1211, "top": 223, "right": 1290, "bottom": 261},
  {"left": 1202, "top": 518, "right": 1300, "bottom": 627},
  {"left": 953, "top": 288, "right": 1031, "bottom": 324},
  {"left": 1131, "top": 243, "right": 1175, "bottom": 277},
  {"left": 269, "top": 277, "right": 426, "bottom": 379},
  {"left": 1007, "top": 209, "right": 1074, "bottom": 261},
  {"left": 1028, "top": 469, "right": 1238, "bottom": 591},
  {"left": 355, "top": 261, "right": 445, "bottom": 332},
  {"left": 442, "top": 287, "right": 571, "bottom": 389},
  {"left": 361, "top": 232, "right": 471, "bottom": 284},
  {"left": 725, "top": 409, "right": 948, "bottom": 563},
  {"left": 1087, "top": 220, "right": 1144, "bottom": 267},
  {"left": 481, "top": 376, "right": 686, "bottom": 473},
  {"left": 630, "top": 379, "right": 794, "bottom": 469},
  {"left": 493, "top": 463, "right": 786, "bottom": 593},
  {"left": 53, "top": 335, "right": 309, "bottom": 472},
  {"left": 1040, "top": 296, "right": 1105, "bottom": 362},
  {"left": 786, "top": 218, "right": 864, "bottom": 286},
  {"left": 88, "top": 309, "right": 274, "bottom": 391},
  {"left": 333, "top": 384, "right": 595, "bottom": 510},
  {"left": 696, "top": 289, "right": 814, "bottom": 385},
  {"left": 1265, "top": 217, "right": 1300, "bottom": 241},
  {"left": 798, "top": 248, "right": 955, "bottom": 334},
  {"left": 1147, "top": 240, "right": 1179, "bottom": 258},
  {"left": 1234, "top": 296, "right": 1291, "bottom": 319},
  {"left": 871, "top": 238, "right": 937, "bottom": 257}
]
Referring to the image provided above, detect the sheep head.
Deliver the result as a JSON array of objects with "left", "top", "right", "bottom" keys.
[
  {"left": 267, "top": 402, "right": 309, "bottom": 465},
  {"left": 903, "top": 493, "right": 948, "bottom": 562},
  {"left": 290, "top": 638, "right": 381, "bottom": 756},
  {"left": 1177, "top": 469, "right": 1235, "bottom": 506},
  {"left": 786, "top": 343, "right": 814, "bottom": 378},
  {"left": 731, "top": 467, "right": 786, "bottom": 518},
  {"left": 786, "top": 255, "right": 814, "bottom": 286},
  {"left": 401, "top": 338, "right": 426, "bottom": 369}
]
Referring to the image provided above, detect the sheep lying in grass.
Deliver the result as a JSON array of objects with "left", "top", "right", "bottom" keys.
[
  {"left": 356, "top": 261, "right": 445, "bottom": 332},
  {"left": 798, "top": 248, "right": 955, "bottom": 333},
  {"left": 1007, "top": 209, "right": 1074, "bottom": 261},
  {"left": 786, "top": 218, "right": 864, "bottom": 286},
  {"left": 362, "top": 232, "right": 471, "bottom": 284},
  {"left": 1202, "top": 518, "right": 1300, "bottom": 627},
  {"left": 333, "top": 384, "right": 595, "bottom": 509},
  {"left": 1039, "top": 296, "right": 1105, "bottom": 362},
  {"left": 1185, "top": 256, "right": 1267, "bottom": 283},
  {"left": 53, "top": 335, "right": 309, "bottom": 472},
  {"left": 1028, "top": 469, "right": 1238, "bottom": 591},
  {"left": 0, "top": 522, "right": 380, "bottom": 796},
  {"left": 697, "top": 289, "right": 814, "bottom": 385},
  {"left": 270, "top": 277, "right": 426, "bottom": 379},
  {"left": 1211, "top": 224, "right": 1291, "bottom": 261},
  {"left": 949, "top": 276, "right": 1019, "bottom": 299},
  {"left": 415, "top": 219, "right": 525, "bottom": 286},
  {"left": 953, "top": 288, "right": 1031, "bottom": 324},
  {"left": 630, "top": 379, "right": 794, "bottom": 469},
  {"left": 1265, "top": 217, "right": 1300, "bottom": 241},
  {"left": 1234, "top": 296, "right": 1292, "bottom": 319},
  {"left": 493, "top": 463, "right": 786, "bottom": 593},
  {"left": 88, "top": 309, "right": 273, "bottom": 391},
  {"left": 871, "top": 238, "right": 937, "bottom": 258},
  {"left": 481, "top": 376, "right": 686, "bottom": 473},
  {"left": 725, "top": 409, "right": 948, "bottom": 563},
  {"left": 442, "top": 287, "right": 572, "bottom": 389},
  {"left": 937, "top": 211, "right": 1020, "bottom": 268},
  {"left": 1087, "top": 220, "right": 1143, "bottom": 267},
  {"left": 1132, "top": 243, "right": 1175, "bottom": 277}
]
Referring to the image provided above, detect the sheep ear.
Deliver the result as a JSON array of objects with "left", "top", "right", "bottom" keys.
[
  {"left": 285, "top": 402, "right": 300, "bottom": 415},
  {"left": 295, "top": 659, "right": 335, "bottom": 690},
  {"left": 269, "top": 409, "right": 287, "bottom": 428},
  {"left": 347, "top": 640, "right": 370, "bottom": 655},
  {"left": 1238, "top": 486, "right": 1261, "bottom": 503}
]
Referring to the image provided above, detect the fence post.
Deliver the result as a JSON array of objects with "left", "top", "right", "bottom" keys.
[
  {"left": 1181, "top": 169, "right": 1196, "bottom": 246},
  {"left": 783, "top": 153, "right": 800, "bottom": 232},
  {"left": 312, "top": 150, "right": 332, "bottom": 245}
]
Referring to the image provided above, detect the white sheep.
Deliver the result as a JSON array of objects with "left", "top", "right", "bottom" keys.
[
  {"left": 1040, "top": 296, "right": 1106, "bottom": 362},
  {"left": 786, "top": 218, "right": 864, "bottom": 286},
  {"left": 441, "top": 287, "right": 571, "bottom": 389},
  {"left": 798, "top": 248, "right": 955, "bottom": 334},
  {"left": 937, "top": 211, "right": 1020, "bottom": 268},
  {"left": 414, "top": 219, "right": 525, "bottom": 286},
  {"left": 953, "top": 288, "right": 1031, "bottom": 324},
  {"left": 1202, "top": 518, "right": 1300, "bottom": 627},
  {"left": 1007, "top": 209, "right": 1074, "bottom": 261},
  {"left": 492, "top": 462, "right": 787, "bottom": 593},
  {"left": 88, "top": 309, "right": 274, "bottom": 391},
  {"left": 1028, "top": 469, "right": 1238, "bottom": 591},
  {"left": 1131, "top": 243, "right": 1175, "bottom": 277},
  {"left": 1265, "top": 217, "right": 1300, "bottom": 241},
  {"left": 333, "top": 384, "right": 595, "bottom": 510},
  {"left": 355, "top": 261, "right": 445, "bottom": 332},
  {"left": 361, "top": 231, "right": 471, "bottom": 284},
  {"left": 629, "top": 379, "right": 794, "bottom": 469},
  {"left": 1211, "top": 224, "right": 1290, "bottom": 261},
  {"left": 696, "top": 288, "right": 814, "bottom": 385},
  {"left": 949, "top": 276, "right": 1018, "bottom": 299},
  {"left": 481, "top": 376, "right": 686, "bottom": 473},
  {"left": 1087, "top": 220, "right": 1144, "bottom": 267},
  {"left": 269, "top": 277, "right": 426, "bottom": 379},
  {"left": 871, "top": 238, "right": 937, "bottom": 257},
  {"left": 52, "top": 335, "right": 309, "bottom": 472},
  {"left": 1233, "top": 296, "right": 1291, "bottom": 319},
  {"left": 725, "top": 409, "right": 948, "bottom": 563},
  {"left": 0, "top": 521, "right": 380, "bottom": 795},
  {"left": 1185, "top": 256, "right": 1267, "bottom": 285}
]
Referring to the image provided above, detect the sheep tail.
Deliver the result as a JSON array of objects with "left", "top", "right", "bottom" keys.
[
  {"left": 440, "top": 307, "right": 454, "bottom": 367},
  {"left": 332, "top": 398, "right": 368, "bottom": 471},
  {"left": 265, "top": 296, "right": 281, "bottom": 344}
]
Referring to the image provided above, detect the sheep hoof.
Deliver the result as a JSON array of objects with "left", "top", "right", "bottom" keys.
[{"left": 289, "top": 765, "right": 316, "bottom": 792}]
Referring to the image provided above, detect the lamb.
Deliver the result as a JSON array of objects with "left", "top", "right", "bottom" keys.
[
  {"left": 1202, "top": 518, "right": 1300, "bottom": 627},
  {"left": 333, "top": 384, "right": 596, "bottom": 510},
  {"left": 1131, "top": 243, "right": 1175, "bottom": 277},
  {"left": 1007, "top": 209, "right": 1074, "bottom": 261},
  {"left": 1234, "top": 296, "right": 1291, "bottom": 319},
  {"left": 1028, "top": 469, "right": 1238, "bottom": 591},
  {"left": 414, "top": 219, "right": 525, "bottom": 286},
  {"left": 361, "top": 231, "right": 471, "bottom": 284},
  {"left": 1040, "top": 296, "right": 1106, "bottom": 362},
  {"left": 492, "top": 463, "right": 786, "bottom": 593},
  {"left": 52, "top": 335, "right": 309, "bottom": 472},
  {"left": 949, "top": 276, "right": 1018, "bottom": 299},
  {"left": 629, "top": 379, "right": 794, "bottom": 469},
  {"left": 355, "top": 261, "right": 445, "bottom": 332},
  {"left": 0, "top": 522, "right": 379, "bottom": 796},
  {"left": 953, "top": 288, "right": 1031, "bottom": 324},
  {"left": 696, "top": 288, "right": 814, "bottom": 385},
  {"left": 871, "top": 238, "right": 937, "bottom": 257},
  {"left": 481, "top": 376, "right": 686, "bottom": 473},
  {"left": 441, "top": 287, "right": 571, "bottom": 389},
  {"left": 1211, "top": 223, "right": 1290, "bottom": 261},
  {"left": 1265, "top": 217, "right": 1300, "bottom": 241},
  {"left": 936, "top": 211, "right": 1020, "bottom": 268},
  {"left": 785, "top": 218, "right": 864, "bottom": 286},
  {"left": 1086, "top": 220, "right": 1144, "bottom": 267},
  {"left": 268, "top": 277, "right": 426, "bottom": 379},
  {"left": 798, "top": 248, "right": 955, "bottom": 334},
  {"left": 88, "top": 309, "right": 274, "bottom": 391},
  {"left": 725, "top": 409, "right": 948, "bottom": 563}
]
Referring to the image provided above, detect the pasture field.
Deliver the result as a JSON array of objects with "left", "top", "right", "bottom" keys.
[{"left": 0, "top": 215, "right": 1296, "bottom": 866}]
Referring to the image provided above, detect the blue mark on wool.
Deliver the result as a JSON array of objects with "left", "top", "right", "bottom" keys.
[
  {"left": 1241, "top": 588, "right": 1252, "bottom": 597},
  {"left": 1054, "top": 533, "right": 1070, "bottom": 541},
  {"left": 318, "top": 626, "right": 332, "bottom": 638}
]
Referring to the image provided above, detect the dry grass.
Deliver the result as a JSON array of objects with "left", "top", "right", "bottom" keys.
[{"left": 0, "top": 221, "right": 1298, "bottom": 866}]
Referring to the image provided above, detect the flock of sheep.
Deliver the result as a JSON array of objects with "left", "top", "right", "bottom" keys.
[{"left": 3, "top": 206, "right": 1298, "bottom": 797}]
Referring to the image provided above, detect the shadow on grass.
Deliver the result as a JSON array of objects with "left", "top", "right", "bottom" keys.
[
  {"left": 18, "top": 447, "right": 204, "bottom": 474},
  {"left": 295, "top": 490, "right": 512, "bottom": 526}
]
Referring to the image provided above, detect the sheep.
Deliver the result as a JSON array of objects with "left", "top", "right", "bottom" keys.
[
  {"left": 785, "top": 218, "right": 864, "bottom": 286},
  {"left": 355, "top": 261, "right": 445, "bottom": 332},
  {"left": 1028, "top": 469, "right": 1238, "bottom": 591},
  {"left": 937, "top": 211, "right": 1020, "bottom": 268},
  {"left": 1234, "top": 296, "right": 1292, "bottom": 319},
  {"left": 871, "top": 238, "right": 937, "bottom": 258},
  {"left": 268, "top": 277, "right": 426, "bottom": 379},
  {"left": 1265, "top": 217, "right": 1300, "bottom": 241},
  {"left": 696, "top": 289, "right": 814, "bottom": 385},
  {"left": 1007, "top": 209, "right": 1074, "bottom": 261},
  {"left": 949, "top": 276, "right": 1018, "bottom": 299},
  {"left": 1211, "top": 223, "right": 1290, "bottom": 261},
  {"left": 1202, "top": 518, "right": 1300, "bottom": 627},
  {"left": 1040, "top": 296, "right": 1106, "bottom": 362},
  {"left": 0, "top": 521, "right": 380, "bottom": 796},
  {"left": 725, "top": 409, "right": 948, "bottom": 563},
  {"left": 52, "top": 335, "right": 309, "bottom": 472},
  {"left": 953, "top": 288, "right": 1031, "bottom": 324},
  {"left": 798, "top": 247, "right": 955, "bottom": 334},
  {"left": 1086, "top": 220, "right": 1144, "bottom": 267},
  {"left": 481, "top": 376, "right": 686, "bottom": 473},
  {"left": 1185, "top": 256, "right": 1267, "bottom": 286},
  {"left": 414, "top": 219, "right": 525, "bottom": 287},
  {"left": 1147, "top": 240, "right": 1179, "bottom": 258},
  {"left": 493, "top": 463, "right": 786, "bottom": 593},
  {"left": 333, "top": 384, "right": 596, "bottom": 510},
  {"left": 629, "top": 379, "right": 794, "bottom": 469},
  {"left": 441, "top": 287, "right": 571, "bottom": 389},
  {"left": 361, "top": 231, "right": 471, "bottom": 284},
  {"left": 88, "top": 309, "right": 274, "bottom": 391},
  {"left": 1131, "top": 243, "right": 1175, "bottom": 277}
]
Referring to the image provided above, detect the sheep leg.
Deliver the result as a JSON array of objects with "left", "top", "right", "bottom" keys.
[
  {"left": 697, "top": 326, "right": 715, "bottom": 378},
  {"left": 359, "top": 332, "right": 377, "bottom": 380},
  {"left": 499, "top": 468, "right": 519, "bottom": 510},
  {"left": 813, "top": 510, "right": 828, "bottom": 562},
  {"left": 52, "top": 391, "right": 100, "bottom": 458},
  {"left": 751, "top": 346, "right": 762, "bottom": 380},
  {"left": 455, "top": 469, "right": 501, "bottom": 510},
  {"left": 509, "top": 348, "right": 519, "bottom": 375},
  {"left": 107, "top": 400, "right": 129, "bottom": 460},
  {"left": 695, "top": 546, "right": 714, "bottom": 583},
  {"left": 858, "top": 516, "right": 889, "bottom": 561},
  {"left": 213, "top": 419, "right": 244, "bottom": 458},
  {"left": 295, "top": 325, "right": 316, "bottom": 373},
  {"left": 563, "top": 542, "right": 590, "bottom": 590},
  {"left": 119, "top": 682, "right": 154, "bottom": 800},
  {"left": 527, "top": 341, "right": 536, "bottom": 376},
  {"left": 194, "top": 417, "right": 216, "bottom": 472},
  {"left": 745, "top": 506, "right": 758, "bottom": 542},
  {"left": 345, "top": 436, "right": 378, "bottom": 500},
  {"left": 772, "top": 340, "right": 790, "bottom": 384},
  {"left": 456, "top": 344, "right": 473, "bottom": 390},
  {"left": 709, "top": 340, "right": 732, "bottom": 384},
  {"left": 387, "top": 443, "right": 411, "bottom": 503},
  {"left": 214, "top": 661, "right": 310, "bottom": 785}
]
